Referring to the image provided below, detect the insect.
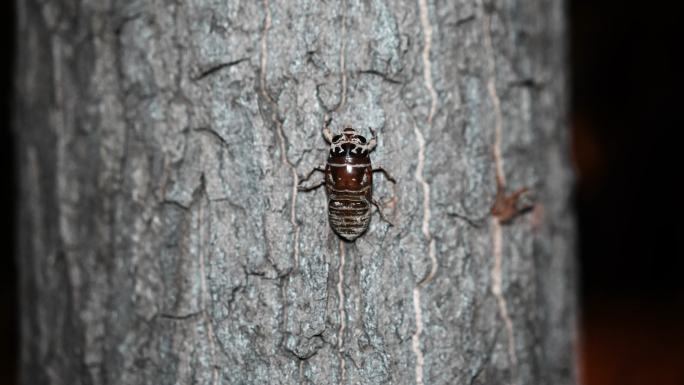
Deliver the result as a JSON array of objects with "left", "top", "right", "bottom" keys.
[{"left": 299, "top": 120, "right": 395, "bottom": 241}]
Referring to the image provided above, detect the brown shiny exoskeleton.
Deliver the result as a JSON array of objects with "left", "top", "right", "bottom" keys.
[{"left": 299, "top": 121, "right": 395, "bottom": 241}]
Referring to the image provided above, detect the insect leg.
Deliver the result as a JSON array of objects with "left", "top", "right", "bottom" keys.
[
  {"left": 323, "top": 117, "right": 333, "bottom": 143},
  {"left": 298, "top": 180, "right": 325, "bottom": 192},
  {"left": 298, "top": 165, "right": 326, "bottom": 191},
  {"left": 372, "top": 166, "right": 398, "bottom": 215},
  {"left": 367, "top": 127, "right": 377, "bottom": 151},
  {"left": 372, "top": 166, "right": 396, "bottom": 184},
  {"left": 371, "top": 198, "right": 394, "bottom": 226}
]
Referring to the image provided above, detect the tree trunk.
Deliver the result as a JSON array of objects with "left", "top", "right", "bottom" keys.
[{"left": 15, "top": 0, "right": 575, "bottom": 384}]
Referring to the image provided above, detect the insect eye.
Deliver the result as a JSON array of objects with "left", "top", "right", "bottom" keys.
[
  {"left": 332, "top": 135, "right": 343, "bottom": 142},
  {"left": 355, "top": 136, "right": 367, "bottom": 144}
]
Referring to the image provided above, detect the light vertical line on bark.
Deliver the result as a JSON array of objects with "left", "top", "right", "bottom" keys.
[
  {"left": 414, "top": 128, "right": 438, "bottom": 286},
  {"left": 337, "top": 240, "right": 346, "bottom": 385},
  {"left": 260, "top": 0, "right": 301, "bottom": 269},
  {"left": 487, "top": 79, "right": 505, "bottom": 189},
  {"left": 481, "top": 4, "right": 506, "bottom": 191},
  {"left": 199, "top": 202, "right": 219, "bottom": 385},
  {"left": 412, "top": 1, "right": 439, "bottom": 383},
  {"left": 336, "top": 0, "right": 348, "bottom": 113},
  {"left": 481, "top": 3, "right": 519, "bottom": 382},
  {"left": 491, "top": 217, "right": 517, "bottom": 368},
  {"left": 411, "top": 287, "right": 425, "bottom": 385},
  {"left": 418, "top": 0, "right": 437, "bottom": 124},
  {"left": 259, "top": 0, "right": 274, "bottom": 106}
]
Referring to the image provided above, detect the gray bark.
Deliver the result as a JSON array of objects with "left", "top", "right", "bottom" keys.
[{"left": 15, "top": 0, "right": 575, "bottom": 384}]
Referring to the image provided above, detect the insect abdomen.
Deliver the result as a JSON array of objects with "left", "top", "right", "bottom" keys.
[
  {"left": 327, "top": 192, "right": 371, "bottom": 240},
  {"left": 325, "top": 157, "right": 373, "bottom": 241}
]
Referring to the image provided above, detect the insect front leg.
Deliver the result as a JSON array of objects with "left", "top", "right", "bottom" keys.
[
  {"left": 367, "top": 127, "right": 377, "bottom": 152},
  {"left": 323, "top": 116, "right": 333, "bottom": 143},
  {"left": 298, "top": 165, "right": 326, "bottom": 191}
]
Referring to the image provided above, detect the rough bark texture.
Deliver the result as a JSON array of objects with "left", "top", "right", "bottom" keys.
[{"left": 15, "top": 0, "right": 575, "bottom": 384}]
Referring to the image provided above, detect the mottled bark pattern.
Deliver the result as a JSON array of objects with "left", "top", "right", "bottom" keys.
[{"left": 15, "top": 0, "right": 575, "bottom": 384}]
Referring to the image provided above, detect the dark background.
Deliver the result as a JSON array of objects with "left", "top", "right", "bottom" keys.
[
  {"left": 2, "top": 1, "right": 17, "bottom": 385},
  {"left": 1, "top": 1, "right": 682, "bottom": 384},
  {"left": 572, "top": 1, "right": 684, "bottom": 384}
]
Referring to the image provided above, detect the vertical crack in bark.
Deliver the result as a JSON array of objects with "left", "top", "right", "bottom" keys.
[
  {"left": 481, "top": 3, "right": 519, "bottom": 382},
  {"left": 337, "top": 240, "right": 346, "bottom": 385},
  {"left": 260, "top": 0, "right": 301, "bottom": 270},
  {"left": 199, "top": 199, "right": 219, "bottom": 385},
  {"left": 412, "top": 1, "right": 439, "bottom": 384}
]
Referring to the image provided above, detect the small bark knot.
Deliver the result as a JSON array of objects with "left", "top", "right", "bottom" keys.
[{"left": 491, "top": 187, "right": 534, "bottom": 224}]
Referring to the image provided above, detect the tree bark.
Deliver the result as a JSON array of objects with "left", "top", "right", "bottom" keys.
[{"left": 15, "top": 0, "right": 575, "bottom": 384}]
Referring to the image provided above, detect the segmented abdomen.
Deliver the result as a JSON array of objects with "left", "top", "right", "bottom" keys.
[
  {"left": 327, "top": 187, "right": 371, "bottom": 240},
  {"left": 325, "top": 157, "right": 373, "bottom": 241}
]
